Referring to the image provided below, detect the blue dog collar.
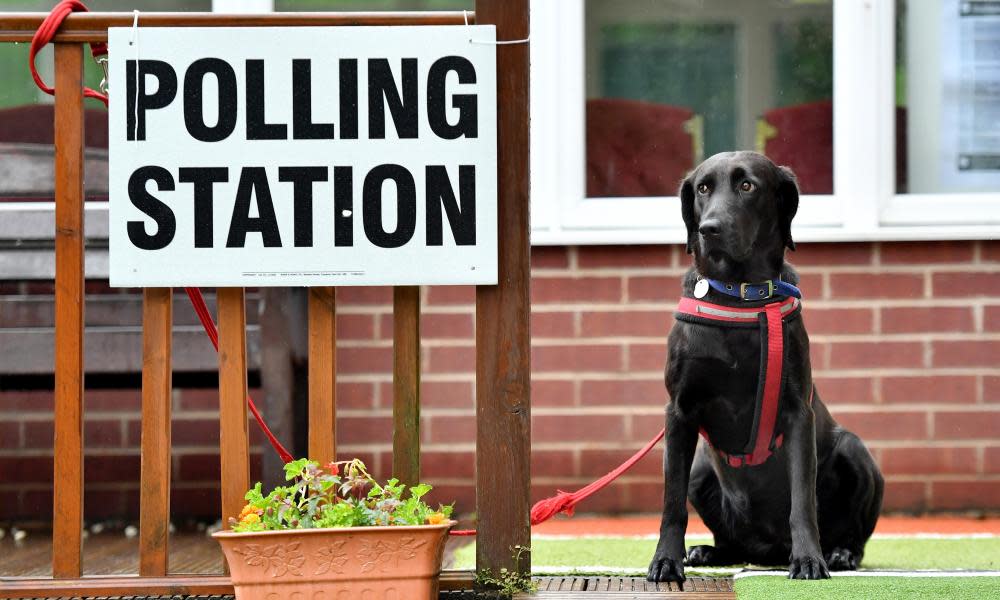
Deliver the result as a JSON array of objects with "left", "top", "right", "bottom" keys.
[{"left": 705, "top": 278, "right": 801, "bottom": 301}]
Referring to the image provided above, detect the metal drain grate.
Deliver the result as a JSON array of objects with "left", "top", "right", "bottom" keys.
[{"left": 533, "top": 576, "right": 733, "bottom": 594}]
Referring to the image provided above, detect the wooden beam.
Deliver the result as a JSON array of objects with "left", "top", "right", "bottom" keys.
[
  {"left": 218, "top": 288, "right": 250, "bottom": 528},
  {"left": 474, "top": 0, "right": 532, "bottom": 575},
  {"left": 51, "top": 41, "right": 85, "bottom": 580},
  {"left": 139, "top": 287, "right": 172, "bottom": 576},
  {"left": 308, "top": 287, "right": 336, "bottom": 464},
  {"left": 392, "top": 286, "right": 420, "bottom": 487}
]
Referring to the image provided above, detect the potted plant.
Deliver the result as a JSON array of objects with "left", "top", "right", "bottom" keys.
[{"left": 214, "top": 458, "right": 454, "bottom": 600}]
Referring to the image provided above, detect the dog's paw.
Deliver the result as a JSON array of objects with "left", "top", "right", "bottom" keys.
[
  {"left": 647, "top": 554, "right": 685, "bottom": 583},
  {"left": 825, "top": 547, "right": 859, "bottom": 571},
  {"left": 686, "top": 545, "right": 721, "bottom": 567},
  {"left": 788, "top": 554, "right": 831, "bottom": 580}
]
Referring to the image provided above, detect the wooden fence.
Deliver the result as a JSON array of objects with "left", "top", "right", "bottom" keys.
[{"left": 0, "top": 2, "right": 529, "bottom": 596}]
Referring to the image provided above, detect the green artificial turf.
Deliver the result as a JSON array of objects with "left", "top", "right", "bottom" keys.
[
  {"left": 734, "top": 576, "right": 1000, "bottom": 600},
  {"left": 451, "top": 536, "right": 1000, "bottom": 572}
]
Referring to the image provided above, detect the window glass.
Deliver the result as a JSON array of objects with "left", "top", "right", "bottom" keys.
[
  {"left": 585, "top": 0, "right": 833, "bottom": 197},
  {"left": 897, "top": 0, "right": 1000, "bottom": 194}
]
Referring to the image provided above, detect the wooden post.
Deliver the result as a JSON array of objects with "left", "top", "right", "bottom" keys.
[
  {"left": 218, "top": 288, "right": 250, "bottom": 528},
  {"left": 392, "top": 286, "right": 420, "bottom": 487},
  {"left": 308, "top": 287, "right": 337, "bottom": 464},
  {"left": 474, "top": 0, "right": 531, "bottom": 575},
  {"left": 139, "top": 288, "right": 172, "bottom": 576},
  {"left": 51, "top": 42, "right": 85, "bottom": 579}
]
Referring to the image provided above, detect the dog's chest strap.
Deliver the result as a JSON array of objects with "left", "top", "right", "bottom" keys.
[{"left": 675, "top": 296, "right": 801, "bottom": 468}]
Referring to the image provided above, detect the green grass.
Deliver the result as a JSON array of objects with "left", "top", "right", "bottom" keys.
[
  {"left": 451, "top": 536, "right": 1000, "bottom": 572},
  {"left": 734, "top": 576, "right": 1000, "bottom": 600}
]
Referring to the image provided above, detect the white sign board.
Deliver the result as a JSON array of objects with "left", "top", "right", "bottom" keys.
[{"left": 108, "top": 26, "right": 497, "bottom": 287}]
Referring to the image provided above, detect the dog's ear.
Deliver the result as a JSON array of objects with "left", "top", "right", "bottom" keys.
[
  {"left": 777, "top": 166, "right": 799, "bottom": 251},
  {"left": 680, "top": 176, "right": 697, "bottom": 254}
]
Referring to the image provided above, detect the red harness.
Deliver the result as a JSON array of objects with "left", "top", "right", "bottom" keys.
[{"left": 676, "top": 295, "right": 804, "bottom": 468}]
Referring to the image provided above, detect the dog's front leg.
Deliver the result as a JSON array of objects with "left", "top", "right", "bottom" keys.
[
  {"left": 785, "top": 404, "right": 830, "bottom": 579},
  {"left": 648, "top": 407, "right": 698, "bottom": 583}
]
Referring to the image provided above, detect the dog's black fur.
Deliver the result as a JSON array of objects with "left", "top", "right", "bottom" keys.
[{"left": 648, "top": 151, "right": 884, "bottom": 582}]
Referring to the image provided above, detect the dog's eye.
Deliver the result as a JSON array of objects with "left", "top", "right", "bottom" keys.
[
  {"left": 740, "top": 181, "right": 755, "bottom": 193},
  {"left": 697, "top": 183, "right": 710, "bottom": 194}
]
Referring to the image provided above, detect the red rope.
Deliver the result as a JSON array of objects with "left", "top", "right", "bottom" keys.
[{"left": 29, "top": 0, "right": 665, "bottom": 532}]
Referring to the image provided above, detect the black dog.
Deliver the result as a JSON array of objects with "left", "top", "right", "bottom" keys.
[{"left": 648, "top": 152, "right": 883, "bottom": 582}]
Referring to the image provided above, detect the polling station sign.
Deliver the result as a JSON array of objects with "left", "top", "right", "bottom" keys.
[{"left": 107, "top": 26, "right": 497, "bottom": 287}]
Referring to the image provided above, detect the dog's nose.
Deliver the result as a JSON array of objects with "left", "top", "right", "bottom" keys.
[{"left": 699, "top": 219, "right": 722, "bottom": 237}]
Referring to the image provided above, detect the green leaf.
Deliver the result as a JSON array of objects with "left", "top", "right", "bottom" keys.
[{"left": 409, "top": 483, "right": 432, "bottom": 500}]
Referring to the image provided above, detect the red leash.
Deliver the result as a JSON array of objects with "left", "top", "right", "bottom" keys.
[{"left": 29, "top": 0, "right": 664, "bottom": 534}]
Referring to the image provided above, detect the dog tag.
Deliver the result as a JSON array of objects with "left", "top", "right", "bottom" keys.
[{"left": 694, "top": 279, "right": 709, "bottom": 298}]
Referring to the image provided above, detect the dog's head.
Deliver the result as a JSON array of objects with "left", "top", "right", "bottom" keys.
[{"left": 680, "top": 151, "right": 798, "bottom": 281}]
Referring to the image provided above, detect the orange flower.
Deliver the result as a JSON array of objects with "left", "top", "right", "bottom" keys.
[
  {"left": 324, "top": 461, "right": 339, "bottom": 476},
  {"left": 239, "top": 504, "right": 256, "bottom": 519},
  {"left": 426, "top": 512, "right": 445, "bottom": 525},
  {"left": 240, "top": 512, "right": 261, "bottom": 524}
]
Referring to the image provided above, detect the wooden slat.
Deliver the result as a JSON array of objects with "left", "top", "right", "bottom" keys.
[
  {"left": 51, "top": 41, "right": 85, "bottom": 580},
  {"left": 139, "top": 287, "right": 172, "bottom": 576},
  {"left": 218, "top": 288, "right": 250, "bottom": 528},
  {"left": 308, "top": 287, "right": 336, "bottom": 464},
  {"left": 0, "top": 12, "right": 473, "bottom": 42},
  {"left": 392, "top": 285, "right": 421, "bottom": 486},
  {"left": 474, "top": 0, "right": 532, "bottom": 575}
]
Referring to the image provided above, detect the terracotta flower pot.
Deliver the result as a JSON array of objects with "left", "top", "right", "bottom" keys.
[{"left": 214, "top": 522, "right": 453, "bottom": 600}]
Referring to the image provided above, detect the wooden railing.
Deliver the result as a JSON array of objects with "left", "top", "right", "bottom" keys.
[{"left": 0, "top": 3, "right": 529, "bottom": 596}]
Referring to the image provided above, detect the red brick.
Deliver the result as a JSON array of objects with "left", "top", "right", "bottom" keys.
[
  {"left": 533, "top": 414, "right": 625, "bottom": 443},
  {"left": 932, "top": 481, "right": 1000, "bottom": 510},
  {"left": 171, "top": 485, "right": 220, "bottom": 518},
  {"left": 421, "top": 451, "right": 475, "bottom": 479},
  {"left": 337, "top": 382, "right": 376, "bottom": 410},
  {"left": 176, "top": 453, "right": 221, "bottom": 480},
  {"left": 789, "top": 243, "right": 873, "bottom": 266},
  {"left": 533, "top": 380, "right": 576, "bottom": 407},
  {"left": 532, "top": 276, "right": 622, "bottom": 304},
  {"left": 829, "top": 341, "right": 923, "bottom": 369},
  {"left": 828, "top": 273, "right": 924, "bottom": 299},
  {"left": 338, "top": 415, "right": 392, "bottom": 446},
  {"left": 809, "top": 341, "right": 830, "bottom": 370},
  {"left": 627, "top": 344, "right": 667, "bottom": 371},
  {"left": 424, "top": 415, "right": 475, "bottom": 444},
  {"left": 531, "top": 482, "right": 626, "bottom": 514},
  {"left": 336, "top": 313, "right": 375, "bottom": 340},
  {"left": 796, "top": 273, "right": 824, "bottom": 299},
  {"left": 338, "top": 346, "right": 392, "bottom": 374},
  {"left": 85, "top": 454, "right": 140, "bottom": 483},
  {"left": 424, "top": 484, "right": 474, "bottom": 514},
  {"left": 580, "top": 310, "right": 670, "bottom": 338},
  {"left": 426, "top": 286, "right": 474, "bottom": 306},
  {"left": 813, "top": 376, "right": 875, "bottom": 405},
  {"left": 882, "top": 375, "right": 977, "bottom": 404},
  {"left": 981, "top": 240, "right": 1000, "bottom": 262},
  {"left": 0, "top": 456, "right": 53, "bottom": 483},
  {"left": 427, "top": 345, "right": 476, "bottom": 374},
  {"left": 833, "top": 410, "right": 928, "bottom": 441},
  {"left": 335, "top": 286, "right": 392, "bottom": 305},
  {"left": 932, "top": 272, "right": 1000, "bottom": 298},
  {"left": 934, "top": 410, "right": 1000, "bottom": 439},
  {"left": 0, "top": 423, "right": 19, "bottom": 449},
  {"left": 532, "top": 344, "right": 623, "bottom": 373},
  {"left": 20, "top": 489, "right": 55, "bottom": 518},
  {"left": 0, "top": 490, "right": 19, "bottom": 519},
  {"left": 0, "top": 391, "right": 54, "bottom": 412},
  {"left": 804, "top": 307, "right": 873, "bottom": 335},
  {"left": 577, "top": 245, "right": 672, "bottom": 269},
  {"left": 580, "top": 379, "right": 665, "bottom": 407},
  {"left": 22, "top": 421, "right": 52, "bottom": 448},
  {"left": 531, "top": 246, "right": 570, "bottom": 269},
  {"left": 880, "top": 241, "right": 974, "bottom": 264},
  {"left": 0, "top": 281, "right": 21, "bottom": 295},
  {"left": 983, "top": 305, "right": 1000, "bottom": 331},
  {"left": 879, "top": 447, "right": 977, "bottom": 475},
  {"left": 86, "top": 389, "right": 141, "bottom": 411},
  {"left": 176, "top": 388, "right": 218, "bottom": 411},
  {"left": 985, "top": 377, "right": 1000, "bottom": 403},
  {"left": 986, "top": 447, "right": 1000, "bottom": 473},
  {"left": 84, "top": 489, "right": 129, "bottom": 520},
  {"left": 84, "top": 420, "right": 123, "bottom": 448},
  {"left": 631, "top": 412, "right": 667, "bottom": 441},
  {"left": 171, "top": 419, "right": 219, "bottom": 446},
  {"left": 628, "top": 276, "right": 682, "bottom": 302},
  {"left": 531, "top": 449, "right": 576, "bottom": 477},
  {"left": 882, "top": 306, "right": 975, "bottom": 333},
  {"left": 420, "top": 381, "right": 474, "bottom": 409},
  {"left": 580, "top": 448, "right": 662, "bottom": 478},
  {"left": 531, "top": 311, "right": 575, "bottom": 338},
  {"left": 933, "top": 340, "right": 1000, "bottom": 368},
  {"left": 882, "top": 480, "right": 927, "bottom": 512},
  {"left": 23, "top": 281, "right": 55, "bottom": 294},
  {"left": 421, "top": 312, "right": 474, "bottom": 339}
]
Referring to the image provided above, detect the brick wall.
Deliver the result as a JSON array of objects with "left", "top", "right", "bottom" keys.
[{"left": 2, "top": 240, "right": 999, "bottom": 523}]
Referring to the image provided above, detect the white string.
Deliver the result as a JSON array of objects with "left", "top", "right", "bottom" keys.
[
  {"left": 130, "top": 10, "right": 139, "bottom": 145},
  {"left": 463, "top": 9, "right": 529, "bottom": 45}
]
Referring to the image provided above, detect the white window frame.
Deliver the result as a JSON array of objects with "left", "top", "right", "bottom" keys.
[{"left": 529, "top": 0, "right": 1000, "bottom": 245}]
